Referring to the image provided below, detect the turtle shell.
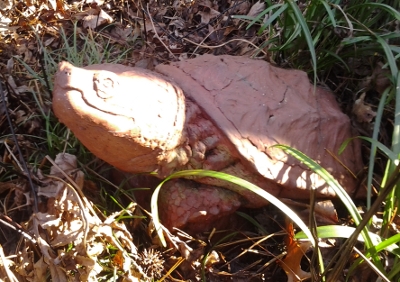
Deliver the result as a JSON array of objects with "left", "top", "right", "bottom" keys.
[{"left": 156, "top": 55, "right": 362, "bottom": 197}]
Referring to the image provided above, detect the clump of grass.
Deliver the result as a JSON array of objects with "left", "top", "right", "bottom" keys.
[
  {"left": 279, "top": 144, "right": 400, "bottom": 281},
  {"left": 231, "top": 0, "right": 400, "bottom": 280}
]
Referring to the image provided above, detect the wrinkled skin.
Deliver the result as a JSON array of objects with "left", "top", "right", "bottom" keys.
[{"left": 52, "top": 55, "right": 363, "bottom": 231}]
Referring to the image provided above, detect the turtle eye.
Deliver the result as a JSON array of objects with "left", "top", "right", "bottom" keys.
[{"left": 93, "top": 72, "right": 118, "bottom": 99}]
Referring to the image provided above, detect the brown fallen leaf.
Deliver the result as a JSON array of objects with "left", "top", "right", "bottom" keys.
[
  {"left": 198, "top": 7, "right": 220, "bottom": 24},
  {"left": 30, "top": 153, "right": 147, "bottom": 281},
  {"left": 279, "top": 221, "right": 312, "bottom": 282},
  {"left": 359, "top": 62, "right": 391, "bottom": 95},
  {"left": 247, "top": 0, "right": 266, "bottom": 18},
  {"left": 83, "top": 8, "right": 113, "bottom": 29},
  {"left": 352, "top": 93, "right": 376, "bottom": 123}
]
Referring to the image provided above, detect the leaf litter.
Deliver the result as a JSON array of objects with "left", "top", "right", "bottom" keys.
[{"left": 13, "top": 153, "right": 155, "bottom": 281}]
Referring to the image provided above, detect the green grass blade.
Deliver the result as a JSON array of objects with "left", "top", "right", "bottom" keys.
[
  {"left": 320, "top": 49, "right": 350, "bottom": 71},
  {"left": 285, "top": 0, "right": 317, "bottom": 81},
  {"left": 320, "top": 1, "right": 337, "bottom": 28},
  {"left": 230, "top": 3, "right": 284, "bottom": 29},
  {"left": 375, "top": 37, "right": 398, "bottom": 81},
  {"left": 236, "top": 211, "right": 269, "bottom": 235},
  {"left": 279, "top": 23, "right": 302, "bottom": 51},
  {"left": 257, "top": 4, "right": 288, "bottom": 34},
  {"left": 366, "top": 89, "right": 391, "bottom": 208},
  {"left": 151, "top": 169, "right": 315, "bottom": 247},
  {"left": 347, "top": 3, "right": 400, "bottom": 21},
  {"left": 355, "top": 136, "right": 398, "bottom": 164},
  {"left": 296, "top": 225, "right": 400, "bottom": 254},
  {"left": 272, "top": 144, "right": 374, "bottom": 249},
  {"left": 392, "top": 71, "right": 400, "bottom": 154}
]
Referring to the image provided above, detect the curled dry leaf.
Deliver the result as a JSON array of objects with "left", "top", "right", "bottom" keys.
[
  {"left": 16, "top": 43, "right": 33, "bottom": 63},
  {"left": 314, "top": 200, "right": 338, "bottom": 223},
  {"left": 352, "top": 93, "right": 376, "bottom": 123},
  {"left": 298, "top": 200, "right": 339, "bottom": 225},
  {"left": 279, "top": 221, "right": 312, "bottom": 282}
]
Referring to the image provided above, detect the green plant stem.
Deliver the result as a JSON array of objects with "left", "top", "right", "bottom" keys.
[{"left": 367, "top": 89, "right": 390, "bottom": 209}]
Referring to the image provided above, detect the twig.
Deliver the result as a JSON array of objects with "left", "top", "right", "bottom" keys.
[
  {"left": 0, "top": 216, "right": 37, "bottom": 244},
  {"left": 183, "top": 37, "right": 267, "bottom": 55},
  {"left": 353, "top": 247, "right": 390, "bottom": 282},
  {"left": 0, "top": 77, "right": 39, "bottom": 214},
  {"left": 45, "top": 155, "right": 101, "bottom": 258},
  {"left": 146, "top": 3, "right": 176, "bottom": 60}
]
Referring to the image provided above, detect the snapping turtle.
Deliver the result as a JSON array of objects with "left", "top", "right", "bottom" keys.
[{"left": 52, "top": 55, "right": 362, "bottom": 231}]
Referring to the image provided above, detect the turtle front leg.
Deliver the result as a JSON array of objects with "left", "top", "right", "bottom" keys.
[{"left": 158, "top": 179, "right": 242, "bottom": 232}]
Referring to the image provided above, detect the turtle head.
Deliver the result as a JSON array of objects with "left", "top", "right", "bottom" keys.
[{"left": 52, "top": 61, "right": 188, "bottom": 173}]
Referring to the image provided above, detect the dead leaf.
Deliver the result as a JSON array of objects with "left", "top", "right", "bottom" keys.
[
  {"left": 6, "top": 57, "right": 13, "bottom": 72},
  {"left": 74, "top": 254, "right": 103, "bottom": 281},
  {"left": 32, "top": 153, "right": 148, "bottom": 280},
  {"left": 7, "top": 76, "right": 18, "bottom": 94},
  {"left": 247, "top": 1, "right": 266, "bottom": 17},
  {"left": 85, "top": 0, "right": 106, "bottom": 5},
  {"left": 230, "top": 0, "right": 250, "bottom": 15},
  {"left": 37, "top": 179, "right": 64, "bottom": 198},
  {"left": 299, "top": 200, "right": 339, "bottom": 225},
  {"left": 16, "top": 43, "right": 33, "bottom": 62},
  {"left": 352, "top": 93, "right": 376, "bottom": 123},
  {"left": 279, "top": 221, "right": 312, "bottom": 282},
  {"left": 110, "top": 25, "right": 133, "bottom": 42},
  {"left": 15, "top": 247, "right": 33, "bottom": 278},
  {"left": 113, "top": 250, "right": 124, "bottom": 268},
  {"left": 82, "top": 9, "right": 113, "bottom": 29},
  {"left": 0, "top": 0, "right": 13, "bottom": 10},
  {"left": 36, "top": 237, "right": 68, "bottom": 282},
  {"left": 48, "top": 0, "right": 57, "bottom": 10},
  {"left": 49, "top": 153, "right": 78, "bottom": 176},
  {"left": 198, "top": 7, "right": 220, "bottom": 24},
  {"left": 0, "top": 245, "right": 18, "bottom": 282},
  {"left": 33, "top": 257, "right": 48, "bottom": 282},
  {"left": 313, "top": 200, "right": 338, "bottom": 223},
  {"left": 360, "top": 62, "right": 391, "bottom": 94},
  {"left": 204, "top": 250, "right": 220, "bottom": 267}
]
